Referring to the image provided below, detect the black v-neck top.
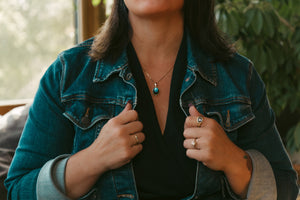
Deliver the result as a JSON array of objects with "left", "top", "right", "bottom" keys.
[{"left": 127, "top": 36, "right": 197, "bottom": 200}]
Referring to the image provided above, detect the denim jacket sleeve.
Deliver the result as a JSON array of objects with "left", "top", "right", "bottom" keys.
[
  {"left": 246, "top": 150, "right": 277, "bottom": 200},
  {"left": 5, "top": 55, "right": 75, "bottom": 199},
  {"left": 222, "top": 149, "right": 277, "bottom": 200},
  {"left": 36, "top": 155, "right": 71, "bottom": 200},
  {"left": 226, "top": 64, "right": 298, "bottom": 200}
]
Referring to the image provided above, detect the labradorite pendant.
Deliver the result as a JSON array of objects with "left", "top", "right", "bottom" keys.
[{"left": 153, "top": 83, "right": 159, "bottom": 95}]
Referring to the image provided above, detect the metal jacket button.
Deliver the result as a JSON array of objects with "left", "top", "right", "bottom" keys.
[
  {"left": 81, "top": 107, "right": 91, "bottom": 126},
  {"left": 81, "top": 116, "right": 90, "bottom": 126},
  {"left": 125, "top": 73, "right": 133, "bottom": 80}
]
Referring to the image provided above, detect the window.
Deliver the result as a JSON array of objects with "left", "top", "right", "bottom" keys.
[{"left": 0, "top": 0, "right": 75, "bottom": 101}]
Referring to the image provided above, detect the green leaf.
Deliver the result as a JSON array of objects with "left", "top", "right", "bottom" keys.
[
  {"left": 269, "top": 41, "right": 284, "bottom": 65},
  {"left": 270, "top": 9, "right": 280, "bottom": 28},
  {"left": 292, "top": 28, "right": 300, "bottom": 43},
  {"left": 259, "top": 48, "right": 268, "bottom": 73},
  {"left": 251, "top": 45, "right": 267, "bottom": 74},
  {"left": 227, "top": 11, "right": 240, "bottom": 36},
  {"left": 265, "top": 46, "right": 277, "bottom": 74},
  {"left": 262, "top": 11, "right": 275, "bottom": 37},
  {"left": 247, "top": 45, "right": 259, "bottom": 64},
  {"left": 245, "top": 8, "right": 256, "bottom": 28},
  {"left": 251, "top": 9, "right": 264, "bottom": 35},
  {"left": 290, "top": 96, "right": 299, "bottom": 112},
  {"left": 296, "top": 45, "right": 300, "bottom": 55}
]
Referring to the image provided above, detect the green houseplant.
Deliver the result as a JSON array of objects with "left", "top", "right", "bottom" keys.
[{"left": 215, "top": 0, "right": 300, "bottom": 155}]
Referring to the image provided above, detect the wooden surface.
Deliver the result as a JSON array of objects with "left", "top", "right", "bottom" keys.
[
  {"left": 78, "top": 0, "right": 106, "bottom": 42},
  {"left": 0, "top": 104, "right": 25, "bottom": 116},
  {"left": 0, "top": 99, "right": 31, "bottom": 115}
]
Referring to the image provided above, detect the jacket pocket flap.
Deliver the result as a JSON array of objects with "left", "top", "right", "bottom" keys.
[
  {"left": 205, "top": 101, "right": 255, "bottom": 132},
  {"left": 63, "top": 101, "right": 113, "bottom": 130}
]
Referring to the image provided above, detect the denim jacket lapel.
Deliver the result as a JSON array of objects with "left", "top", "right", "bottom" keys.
[{"left": 93, "top": 50, "right": 128, "bottom": 83}]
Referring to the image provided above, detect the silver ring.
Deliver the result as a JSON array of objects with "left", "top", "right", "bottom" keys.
[
  {"left": 191, "top": 138, "right": 197, "bottom": 149},
  {"left": 134, "top": 135, "right": 139, "bottom": 145}
]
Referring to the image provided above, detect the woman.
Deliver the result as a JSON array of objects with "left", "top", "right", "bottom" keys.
[{"left": 5, "top": 0, "right": 298, "bottom": 199}]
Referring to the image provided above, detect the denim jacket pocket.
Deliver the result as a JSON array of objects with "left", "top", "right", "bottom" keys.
[
  {"left": 63, "top": 100, "right": 114, "bottom": 152},
  {"left": 203, "top": 98, "right": 255, "bottom": 142}
]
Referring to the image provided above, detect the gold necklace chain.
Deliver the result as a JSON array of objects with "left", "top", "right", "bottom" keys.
[{"left": 143, "top": 66, "right": 174, "bottom": 95}]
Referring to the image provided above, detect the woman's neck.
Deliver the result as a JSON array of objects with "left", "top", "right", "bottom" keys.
[{"left": 129, "top": 11, "right": 184, "bottom": 70}]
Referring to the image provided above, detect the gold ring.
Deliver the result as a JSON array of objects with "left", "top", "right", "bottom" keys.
[
  {"left": 196, "top": 116, "right": 203, "bottom": 127},
  {"left": 134, "top": 135, "right": 139, "bottom": 145},
  {"left": 191, "top": 138, "right": 197, "bottom": 149}
]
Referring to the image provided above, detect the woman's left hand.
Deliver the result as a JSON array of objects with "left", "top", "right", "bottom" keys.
[
  {"left": 183, "top": 106, "right": 252, "bottom": 197},
  {"left": 183, "top": 105, "right": 249, "bottom": 173}
]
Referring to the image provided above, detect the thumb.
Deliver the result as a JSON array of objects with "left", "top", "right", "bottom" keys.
[
  {"left": 118, "top": 102, "right": 132, "bottom": 115},
  {"left": 125, "top": 101, "right": 132, "bottom": 110},
  {"left": 114, "top": 102, "right": 133, "bottom": 124},
  {"left": 123, "top": 101, "right": 132, "bottom": 112},
  {"left": 189, "top": 105, "right": 201, "bottom": 116}
]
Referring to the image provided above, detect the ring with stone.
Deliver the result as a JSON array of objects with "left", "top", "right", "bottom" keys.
[{"left": 196, "top": 116, "right": 203, "bottom": 127}]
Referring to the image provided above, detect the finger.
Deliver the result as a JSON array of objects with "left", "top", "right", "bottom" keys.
[
  {"left": 131, "top": 132, "right": 146, "bottom": 146},
  {"left": 186, "top": 149, "right": 206, "bottom": 162},
  {"left": 189, "top": 105, "right": 202, "bottom": 117},
  {"left": 123, "top": 121, "right": 143, "bottom": 134},
  {"left": 184, "top": 106, "right": 206, "bottom": 129},
  {"left": 119, "top": 144, "right": 143, "bottom": 164},
  {"left": 183, "top": 138, "right": 199, "bottom": 149},
  {"left": 130, "top": 143, "right": 143, "bottom": 156},
  {"left": 184, "top": 126, "right": 208, "bottom": 139},
  {"left": 124, "top": 102, "right": 132, "bottom": 111},
  {"left": 116, "top": 102, "right": 132, "bottom": 119},
  {"left": 184, "top": 137, "right": 208, "bottom": 150},
  {"left": 115, "top": 104, "right": 139, "bottom": 124},
  {"left": 185, "top": 115, "right": 207, "bottom": 129}
]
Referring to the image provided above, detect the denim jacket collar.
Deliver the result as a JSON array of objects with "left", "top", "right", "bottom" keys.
[
  {"left": 93, "top": 50, "right": 128, "bottom": 83},
  {"left": 92, "top": 34, "right": 217, "bottom": 86},
  {"left": 186, "top": 35, "right": 217, "bottom": 86}
]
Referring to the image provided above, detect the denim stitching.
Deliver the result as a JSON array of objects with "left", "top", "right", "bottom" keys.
[
  {"left": 61, "top": 95, "right": 126, "bottom": 105},
  {"left": 59, "top": 55, "right": 66, "bottom": 103},
  {"left": 190, "top": 96, "right": 251, "bottom": 106},
  {"left": 247, "top": 62, "right": 253, "bottom": 95}
]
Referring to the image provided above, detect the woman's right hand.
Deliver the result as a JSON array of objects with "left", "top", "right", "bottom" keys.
[
  {"left": 65, "top": 103, "right": 145, "bottom": 199},
  {"left": 88, "top": 102, "right": 145, "bottom": 172}
]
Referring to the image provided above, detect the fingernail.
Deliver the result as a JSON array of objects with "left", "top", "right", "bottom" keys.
[
  {"left": 127, "top": 100, "right": 132, "bottom": 105},
  {"left": 188, "top": 103, "right": 194, "bottom": 108}
]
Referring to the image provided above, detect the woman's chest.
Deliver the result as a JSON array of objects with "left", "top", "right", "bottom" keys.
[{"left": 145, "top": 77, "right": 172, "bottom": 134}]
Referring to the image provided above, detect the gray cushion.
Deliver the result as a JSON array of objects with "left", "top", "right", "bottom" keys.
[{"left": 0, "top": 104, "right": 30, "bottom": 200}]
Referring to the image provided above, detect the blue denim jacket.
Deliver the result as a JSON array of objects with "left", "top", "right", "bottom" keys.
[{"left": 5, "top": 36, "right": 298, "bottom": 200}]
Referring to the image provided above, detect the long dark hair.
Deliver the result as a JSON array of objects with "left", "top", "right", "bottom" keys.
[{"left": 89, "top": 0, "right": 235, "bottom": 63}]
